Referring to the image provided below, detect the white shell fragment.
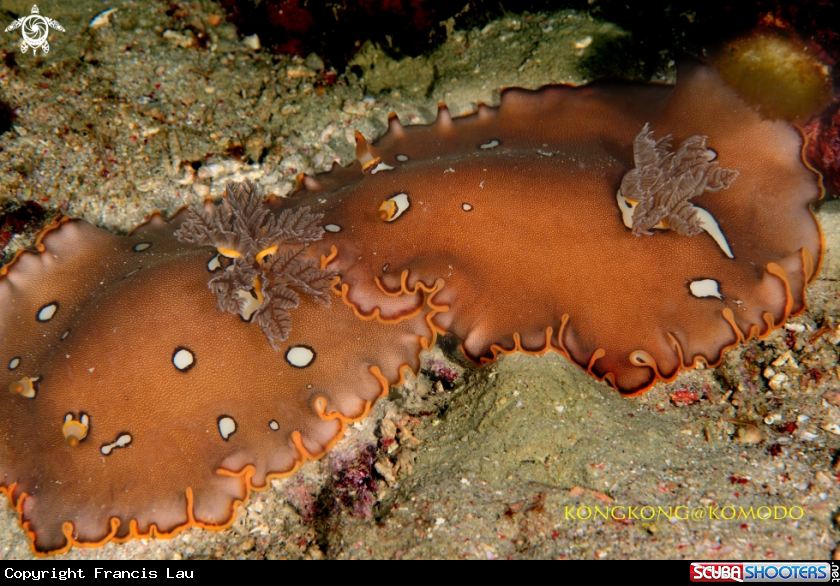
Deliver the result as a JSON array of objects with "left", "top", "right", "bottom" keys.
[
  {"left": 768, "top": 372, "right": 788, "bottom": 391},
  {"left": 101, "top": 434, "right": 133, "bottom": 455},
  {"left": 396, "top": 154, "right": 409, "bottom": 162},
  {"left": 243, "top": 34, "right": 261, "bottom": 51},
  {"left": 689, "top": 279, "right": 723, "bottom": 299},
  {"left": 8, "top": 357, "right": 20, "bottom": 370},
  {"left": 286, "top": 345, "right": 315, "bottom": 368},
  {"left": 133, "top": 242, "right": 152, "bottom": 252},
  {"left": 269, "top": 420, "right": 280, "bottom": 431},
  {"left": 480, "top": 139, "right": 500, "bottom": 149},
  {"left": 89, "top": 8, "right": 117, "bottom": 29},
  {"left": 218, "top": 416, "right": 237, "bottom": 441},
  {"left": 172, "top": 348, "right": 195, "bottom": 372},
  {"left": 324, "top": 224, "right": 342, "bottom": 233},
  {"left": 37, "top": 303, "right": 58, "bottom": 322},
  {"left": 462, "top": 203, "right": 473, "bottom": 212}
]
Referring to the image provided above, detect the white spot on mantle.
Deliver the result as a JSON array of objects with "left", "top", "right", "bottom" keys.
[
  {"left": 218, "top": 416, "right": 237, "bottom": 441},
  {"left": 37, "top": 303, "right": 58, "bottom": 322},
  {"left": 689, "top": 279, "right": 723, "bottom": 299},
  {"left": 286, "top": 345, "right": 315, "bottom": 368},
  {"left": 101, "top": 433, "right": 132, "bottom": 455},
  {"left": 173, "top": 348, "right": 195, "bottom": 371}
]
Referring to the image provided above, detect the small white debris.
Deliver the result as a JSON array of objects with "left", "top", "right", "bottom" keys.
[
  {"left": 785, "top": 323, "right": 806, "bottom": 333},
  {"left": 243, "top": 34, "right": 261, "bottom": 51},
  {"left": 269, "top": 420, "right": 280, "bottom": 431},
  {"left": 324, "top": 224, "right": 342, "bottom": 233},
  {"left": 821, "top": 422, "right": 840, "bottom": 436},
  {"left": 89, "top": 8, "right": 117, "bottom": 29},
  {"left": 574, "top": 36, "right": 593, "bottom": 49},
  {"left": 763, "top": 367, "right": 776, "bottom": 379},
  {"left": 133, "top": 242, "right": 152, "bottom": 252},
  {"left": 480, "top": 140, "right": 499, "bottom": 150},
  {"left": 396, "top": 154, "right": 409, "bottom": 162},
  {"left": 764, "top": 413, "right": 781, "bottom": 425},
  {"left": 8, "top": 357, "right": 20, "bottom": 370},
  {"left": 435, "top": 518, "right": 446, "bottom": 526},
  {"left": 555, "top": 405, "right": 565, "bottom": 415},
  {"left": 462, "top": 203, "right": 473, "bottom": 212},
  {"left": 192, "top": 182, "right": 210, "bottom": 198},
  {"left": 771, "top": 350, "right": 797, "bottom": 369},
  {"left": 768, "top": 372, "right": 788, "bottom": 391},
  {"left": 460, "top": 478, "right": 471, "bottom": 486},
  {"left": 799, "top": 429, "right": 819, "bottom": 441}
]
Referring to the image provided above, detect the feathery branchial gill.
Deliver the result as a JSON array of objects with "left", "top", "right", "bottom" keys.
[{"left": 175, "top": 180, "right": 337, "bottom": 349}]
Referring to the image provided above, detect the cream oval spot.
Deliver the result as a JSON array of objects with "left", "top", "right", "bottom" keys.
[
  {"left": 480, "top": 139, "right": 500, "bottom": 150},
  {"left": 269, "top": 420, "right": 280, "bottom": 431},
  {"left": 462, "top": 203, "right": 473, "bottom": 212},
  {"left": 378, "top": 193, "right": 410, "bottom": 222},
  {"left": 37, "top": 302, "right": 59, "bottom": 322},
  {"left": 325, "top": 224, "right": 342, "bottom": 233},
  {"left": 172, "top": 347, "right": 196, "bottom": 372},
  {"left": 101, "top": 433, "right": 133, "bottom": 455},
  {"left": 396, "top": 154, "right": 409, "bottom": 162},
  {"left": 133, "top": 242, "right": 152, "bottom": 252},
  {"left": 286, "top": 346, "right": 315, "bottom": 368},
  {"left": 8, "top": 357, "right": 20, "bottom": 370},
  {"left": 218, "top": 416, "right": 237, "bottom": 441},
  {"left": 689, "top": 279, "right": 723, "bottom": 299}
]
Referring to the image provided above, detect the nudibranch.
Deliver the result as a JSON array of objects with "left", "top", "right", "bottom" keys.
[{"left": 0, "top": 59, "right": 823, "bottom": 555}]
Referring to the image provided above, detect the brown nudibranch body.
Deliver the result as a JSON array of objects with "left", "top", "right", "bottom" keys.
[{"left": 0, "top": 60, "right": 823, "bottom": 555}]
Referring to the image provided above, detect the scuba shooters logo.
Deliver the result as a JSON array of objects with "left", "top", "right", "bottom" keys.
[{"left": 690, "top": 562, "right": 833, "bottom": 583}]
